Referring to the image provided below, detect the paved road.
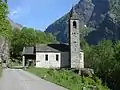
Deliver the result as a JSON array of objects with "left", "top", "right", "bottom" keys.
[{"left": 0, "top": 69, "right": 67, "bottom": 90}]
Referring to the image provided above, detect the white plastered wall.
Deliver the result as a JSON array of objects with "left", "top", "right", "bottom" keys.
[
  {"left": 36, "top": 52, "right": 61, "bottom": 68},
  {"left": 80, "top": 51, "right": 84, "bottom": 68}
]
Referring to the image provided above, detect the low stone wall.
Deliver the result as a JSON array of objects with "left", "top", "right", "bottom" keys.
[{"left": 79, "top": 68, "right": 94, "bottom": 77}]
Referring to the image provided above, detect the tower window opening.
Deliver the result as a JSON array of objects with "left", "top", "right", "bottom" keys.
[{"left": 73, "top": 21, "right": 77, "bottom": 29}]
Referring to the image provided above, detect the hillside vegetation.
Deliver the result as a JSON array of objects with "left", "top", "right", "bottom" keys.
[
  {"left": 27, "top": 68, "right": 108, "bottom": 90},
  {"left": 10, "top": 27, "right": 58, "bottom": 61},
  {"left": 81, "top": 39, "right": 120, "bottom": 90}
]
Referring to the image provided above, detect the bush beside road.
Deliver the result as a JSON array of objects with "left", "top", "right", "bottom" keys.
[{"left": 27, "top": 67, "right": 108, "bottom": 90}]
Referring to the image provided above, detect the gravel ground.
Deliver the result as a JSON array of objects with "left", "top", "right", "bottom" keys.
[{"left": 0, "top": 69, "right": 67, "bottom": 90}]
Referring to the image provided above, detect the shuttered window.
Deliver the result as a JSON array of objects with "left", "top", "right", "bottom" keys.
[
  {"left": 45, "top": 54, "right": 48, "bottom": 61},
  {"left": 56, "top": 54, "right": 59, "bottom": 61}
]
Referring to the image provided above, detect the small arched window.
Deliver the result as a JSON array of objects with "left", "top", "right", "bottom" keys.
[{"left": 73, "top": 21, "right": 77, "bottom": 29}]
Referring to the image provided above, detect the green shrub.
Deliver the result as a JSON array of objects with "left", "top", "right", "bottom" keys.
[{"left": 27, "top": 68, "right": 108, "bottom": 90}]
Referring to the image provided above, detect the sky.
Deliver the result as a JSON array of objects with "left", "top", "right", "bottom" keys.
[{"left": 8, "top": 0, "right": 79, "bottom": 31}]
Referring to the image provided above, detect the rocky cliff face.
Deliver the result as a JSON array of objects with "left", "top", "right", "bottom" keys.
[
  {"left": 0, "top": 36, "right": 9, "bottom": 64},
  {"left": 0, "top": 18, "right": 21, "bottom": 63},
  {"left": 7, "top": 17, "right": 22, "bottom": 29},
  {"left": 45, "top": 0, "right": 120, "bottom": 44}
]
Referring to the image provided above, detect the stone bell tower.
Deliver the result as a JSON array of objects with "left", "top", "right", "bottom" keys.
[{"left": 69, "top": 7, "right": 84, "bottom": 69}]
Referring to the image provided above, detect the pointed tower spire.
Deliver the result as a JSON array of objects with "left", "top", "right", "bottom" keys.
[{"left": 70, "top": 6, "right": 79, "bottom": 20}]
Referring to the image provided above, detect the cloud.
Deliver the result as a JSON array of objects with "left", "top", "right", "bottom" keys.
[
  {"left": 9, "top": 5, "right": 31, "bottom": 19},
  {"left": 9, "top": 7, "right": 21, "bottom": 18}
]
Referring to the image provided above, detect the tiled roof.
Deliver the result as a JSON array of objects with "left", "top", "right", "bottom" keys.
[
  {"left": 22, "top": 47, "right": 35, "bottom": 55},
  {"left": 36, "top": 44, "right": 69, "bottom": 52},
  {"left": 23, "top": 44, "right": 83, "bottom": 55},
  {"left": 70, "top": 7, "right": 79, "bottom": 20}
]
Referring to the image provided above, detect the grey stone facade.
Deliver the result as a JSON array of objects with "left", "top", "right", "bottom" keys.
[{"left": 69, "top": 7, "right": 83, "bottom": 69}]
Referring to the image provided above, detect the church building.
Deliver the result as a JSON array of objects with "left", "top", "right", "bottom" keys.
[{"left": 22, "top": 7, "right": 84, "bottom": 69}]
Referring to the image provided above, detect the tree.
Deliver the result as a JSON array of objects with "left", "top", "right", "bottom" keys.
[
  {"left": 83, "top": 40, "right": 120, "bottom": 89},
  {"left": 81, "top": 39, "right": 92, "bottom": 68},
  {"left": 0, "top": 0, "right": 12, "bottom": 63},
  {"left": 21, "top": 28, "right": 37, "bottom": 46},
  {"left": 111, "top": 41, "right": 120, "bottom": 89},
  {"left": 10, "top": 27, "right": 57, "bottom": 60},
  {"left": 10, "top": 28, "right": 21, "bottom": 59}
]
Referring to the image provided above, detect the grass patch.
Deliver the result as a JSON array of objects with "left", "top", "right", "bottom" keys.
[
  {"left": 8, "top": 61, "right": 23, "bottom": 69},
  {"left": 8, "top": 61, "right": 22, "bottom": 66},
  {"left": 27, "top": 67, "right": 108, "bottom": 90}
]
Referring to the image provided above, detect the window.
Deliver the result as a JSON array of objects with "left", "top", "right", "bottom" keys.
[
  {"left": 72, "top": 32, "right": 76, "bottom": 34},
  {"left": 73, "top": 41, "right": 77, "bottom": 43},
  {"left": 56, "top": 54, "right": 59, "bottom": 61},
  {"left": 45, "top": 54, "right": 48, "bottom": 61},
  {"left": 73, "top": 21, "right": 77, "bottom": 29}
]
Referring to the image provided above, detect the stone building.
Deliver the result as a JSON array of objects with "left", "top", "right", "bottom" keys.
[
  {"left": 69, "top": 7, "right": 84, "bottom": 69},
  {"left": 23, "top": 44, "right": 70, "bottom": 68},
  {"left": 22, "top": 7, "right": 84, "bottom": 69}
]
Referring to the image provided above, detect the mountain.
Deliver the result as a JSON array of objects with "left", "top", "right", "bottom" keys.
[
  {"left": 7, "top": 18, "right": 22, "bottom": 29},
  {"left": 45, "top": 0, "right": 120, "bottom": 44}
]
